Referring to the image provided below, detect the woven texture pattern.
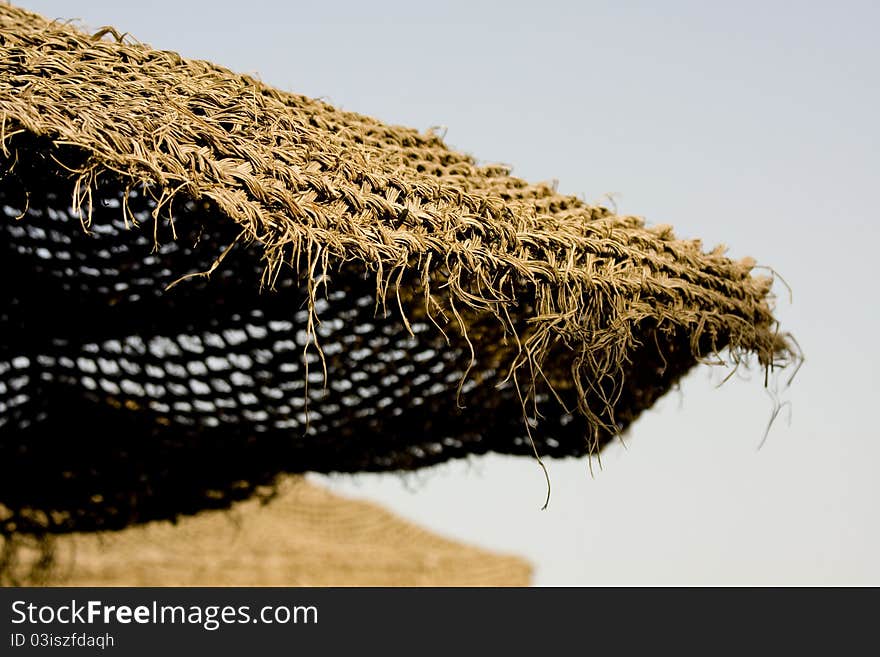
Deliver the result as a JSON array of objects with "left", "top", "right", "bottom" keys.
[
  {"left": 0, "top": 4, "right": 796, "bottom": 541},
  {"left": 5, "top": 477, "right": 532, "bottom": 587}
]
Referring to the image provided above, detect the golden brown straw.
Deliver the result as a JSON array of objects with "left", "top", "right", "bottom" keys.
[
  {"left": 6, "top": 477, "right": 531, "bottom": 587},
  {"left": 0, "top": 1, "right": 797, "bottom": 549}
]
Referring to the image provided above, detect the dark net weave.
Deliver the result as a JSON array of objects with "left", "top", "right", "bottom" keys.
[
  {"left": 0, "top": 5, "right": 796, "bottom": 538},
  {"left": 1, "top": 141, "right": 694, "bottom": 535}
]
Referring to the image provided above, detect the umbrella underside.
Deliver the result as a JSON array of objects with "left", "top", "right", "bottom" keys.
[{"left": 0, "top": 4, "right": 796, "bottom": 540}]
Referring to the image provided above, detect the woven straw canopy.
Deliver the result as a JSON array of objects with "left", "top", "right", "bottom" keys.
[
  {"left": 0, "top": 4, "right": 796, "bottom": 541},
  {"left": 6, "top": 477, "right": 531, "bottom": 587}
]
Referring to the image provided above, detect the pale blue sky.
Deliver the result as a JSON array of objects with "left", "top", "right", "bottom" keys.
[{"left": 19, "top": 0, "right": 879, "bottom": 584}]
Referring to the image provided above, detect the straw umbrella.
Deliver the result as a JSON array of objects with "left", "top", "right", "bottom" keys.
[{"left": 0, "top": 4, "right": 797, "bottom": 582}]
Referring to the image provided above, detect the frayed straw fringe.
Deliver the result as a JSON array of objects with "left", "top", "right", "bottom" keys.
[{"left": 0, "top": 5, "right": 798, "bottom": 483}]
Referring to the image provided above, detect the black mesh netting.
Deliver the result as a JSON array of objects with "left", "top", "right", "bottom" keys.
[{"left": 1, "top": 141, "right": 696, "bottom": 536}]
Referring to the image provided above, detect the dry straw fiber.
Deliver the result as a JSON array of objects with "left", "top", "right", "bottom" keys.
[
  {"left": 7, "top": 477, "right": 531, "bottom": 587},
  {"left": 0, "top": 2, "right": 797, "bottom": 545}
]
